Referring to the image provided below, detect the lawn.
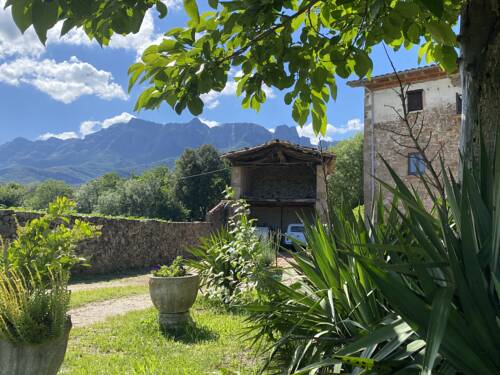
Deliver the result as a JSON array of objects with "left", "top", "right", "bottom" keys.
[
  {"left": 61, "top": 300, "right": 262, "bottom": 374},
  {"left": 69, "top": 285, "right": 149, "bottom": 309}
]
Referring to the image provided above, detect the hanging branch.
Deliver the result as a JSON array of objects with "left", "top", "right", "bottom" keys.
[{"left": 379, "top": 45, "right": 446, "bottom": 203}]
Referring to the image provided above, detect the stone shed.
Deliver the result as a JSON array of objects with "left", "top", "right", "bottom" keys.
[{"left": 217, "top": 140, "right": 335, "bottom": 232}]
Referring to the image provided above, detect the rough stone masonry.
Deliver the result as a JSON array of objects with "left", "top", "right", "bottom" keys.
[{"left": 0, "top": 210, "right": 215, "bottom": 274}]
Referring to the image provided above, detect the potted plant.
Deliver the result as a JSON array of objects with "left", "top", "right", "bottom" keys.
[
  {"left": 149, "top": 256, "right": 199, "bottom": 331},
  {"left": 0, "top": 270, "right": 72, "bottom": 375},
  {"left": 0, "top": 197, "right": 99, "bottom": 375}
]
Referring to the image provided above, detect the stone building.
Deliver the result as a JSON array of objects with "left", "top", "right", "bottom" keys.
[
  {"left": 211, "top": 140, "right": 335, "bottom": 231},
  {"left": 348, "top": 65, "right": 462, "bottom": 213}
]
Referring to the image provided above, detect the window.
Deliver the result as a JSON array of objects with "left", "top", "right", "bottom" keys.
[
  {"left": 407, "top": 90, "right": 423, "bottom": 112},
  {"left": 456, "top": 93, "right": 462, "bottom": 115},
  {"left": 408, "top": 153, "right": 426, "bottom": 176},
  {"left": 290, "top": 225, "right": 304, "bottom": 233}
]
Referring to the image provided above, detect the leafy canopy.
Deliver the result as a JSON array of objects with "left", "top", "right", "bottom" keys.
[
  {"left": 328, "top": 132, "right": 364, "bottom": 209},
  {"left": 6, "top": 0, "right": 460, "bottom": 134}
]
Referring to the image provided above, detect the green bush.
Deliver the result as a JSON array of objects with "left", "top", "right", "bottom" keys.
[
  {"left": 0, "top": 182, "right": 27, "bottom": 208},
  {"left": 189, "top": 193, "right": 278, "bottom": 306},
  {"left": 1, "top": 197, "right": 100, "bottom": 283},
  {"left": 23, "top": 180, "right": 74, "bottom": 210},
  {"left": 0, "top": 269, "right": 70, "bottom": 344},
  {"left": 152, "top": 256, "right": 187, "bottom": 277}
]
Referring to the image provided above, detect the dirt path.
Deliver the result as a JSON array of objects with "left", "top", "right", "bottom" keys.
[
  {"left": 69, "top": 273, "right": 150, "bottom": 292},
  {"left": 69, "top": 294, "right": 152, "bottom": 328}
]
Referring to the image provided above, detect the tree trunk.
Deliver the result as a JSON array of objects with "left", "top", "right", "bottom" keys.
[{"left": 459, "top": 1, "right": 500, "bottom": 177}]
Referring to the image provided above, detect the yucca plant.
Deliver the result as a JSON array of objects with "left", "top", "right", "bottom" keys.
[
  {"left": 303, "top": 132, "right": 500, "bottom": 374},
  {"left": 244, "top": 202, "right": 427, "bottom": 374},
  {"left": 0, "top": 268, "right": 70, "bottom": 344}
]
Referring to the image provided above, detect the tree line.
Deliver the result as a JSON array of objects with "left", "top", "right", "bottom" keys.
[
  {"left": 0, "top": 145, "right": 230, "bottom": 222},
  {"left": 0, "top": 137, "right": 363, "bottom": 221}
]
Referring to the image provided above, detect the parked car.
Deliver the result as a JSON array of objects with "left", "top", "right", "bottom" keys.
[{"left": 284, "top": 224, "right": 306, "bottom": 246}]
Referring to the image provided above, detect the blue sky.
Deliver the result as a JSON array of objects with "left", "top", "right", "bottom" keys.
[{"left": 0, "top": 0, "right": 428, "bottom": 145}]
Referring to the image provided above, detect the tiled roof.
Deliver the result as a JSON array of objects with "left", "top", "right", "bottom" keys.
[
  {"left": 347, "top": 65, "right": 454, "bottom": 89},
  {"left": 222, "top": 139, "right": 334, "bottom": 163}
]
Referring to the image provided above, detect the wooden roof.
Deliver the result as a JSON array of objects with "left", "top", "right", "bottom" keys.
[{"left": 222, "top": 140, "right": 334, "bottom": 166}]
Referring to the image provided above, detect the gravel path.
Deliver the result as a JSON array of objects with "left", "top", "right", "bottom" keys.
[
  {"left": 67, "top": 255, "right": 296, "bottom": 328},
  {"left": 69, "top": 273, "right": 150, "bottom": 292},
  {"left": 69, "top": 294, "right": 152, "bottom": 328}
]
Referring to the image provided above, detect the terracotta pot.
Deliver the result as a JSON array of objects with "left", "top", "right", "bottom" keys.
[
  {"left": 0, "top": 318, "right": 72, "bottom": 375},
  {"left": 149, "top": 274, "right": 200, "bottom": 330}
]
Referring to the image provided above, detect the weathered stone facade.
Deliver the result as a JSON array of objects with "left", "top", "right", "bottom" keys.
[
  {"left": 349, "top": 66, "right": 462, "bottom": 213},
  {"left": 222, "top": 141, "right": 334, "bottom": 231},
  {"left": 0, "top": 210, "right": 214, "bottom": 274}
]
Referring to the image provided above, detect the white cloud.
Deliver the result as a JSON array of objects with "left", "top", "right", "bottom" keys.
[
  {"left": 0, "top": 1, "right": 45, "bottom": 59},
  {"left": 297, "top": 118, "right": 364, "bottom": 144},
  {"left": 38, "top": 112, "right": 136, "bottom": 140},
  {"left": 199, "top": 117, "right": 220, "bottom": 127},
  {"left": 201, "top": 79, "right": 275, "bottom": 110},
  {"left": 268, "top": 128, "right": 275, "bottom": 133},
  {"left": 47, "top": 6, "right": 182, "bottom": 58},
  {"left": 80, "top": 112, "right": 136, "bottom": 136},
  {"left": 38, "top": 131, "right": 79, "bottom": 141},
  {"left": 0, "top": 0, "right": 183, "bottom": 60},
  {"left": 0, "top": 56, "right": 127, "bottom": 103}
]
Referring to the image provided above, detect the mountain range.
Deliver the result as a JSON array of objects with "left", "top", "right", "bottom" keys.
[{"left": 0, "top": 118, "right": 336, "bottom": 184}]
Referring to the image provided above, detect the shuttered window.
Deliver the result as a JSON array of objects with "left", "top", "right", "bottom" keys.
[{"left": 407, "top": 90, "right": 423, "bottom": 112}]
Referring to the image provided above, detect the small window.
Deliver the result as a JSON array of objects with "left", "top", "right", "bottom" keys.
[
  {"left": 408, "top": 153, "right": 426, "bottom": 176},
  {"left": 407, "top": 90, "right": 423, "bottom": 112},
  {"left": 456, "top": 93, "right": 462, "bottom": 115},
  {"left": 290, "top": 225, "right": 304, "bottom": 233}
]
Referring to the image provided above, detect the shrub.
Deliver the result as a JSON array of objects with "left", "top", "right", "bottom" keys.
[
  {"left": 189, "top": 193, "right": 278, "bottom": 306},
  {"left": 0, "top": 182, "right": 26, "bottom": 208},
  {"left": 23, "top": 180, "right": 74, "bottom": 210},
  {"left": 0, "top": 268, "right": 70, "bottom": 344},
  {"left": 152, "top": 256, "right": 187, "bottom": 277},
  {"left": 1, "top": 197, "right": 100, "bottom": 283}
]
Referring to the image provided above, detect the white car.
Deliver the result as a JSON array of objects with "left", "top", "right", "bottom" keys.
[{"left": 284, "top": 224, "right": 306, "bottom": 245}]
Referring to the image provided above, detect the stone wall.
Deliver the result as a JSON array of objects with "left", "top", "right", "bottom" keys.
[
  {"left": 242, "top": 165, "right": 316, "bottom": 199},
  {"left": 0, "top": 210, "right": 215, "bottom": 275}
]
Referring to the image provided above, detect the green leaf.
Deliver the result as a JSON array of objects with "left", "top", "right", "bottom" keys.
[
  {"left": 353, "top": 51, "right": 372, "bottom": 78},
  {"left": 156, "top": 1, "right": 168, "bottom": 18},
  {"left": 426, "top": 21, "right": 456, "bottom": 46},
  {"left": 183, "top": 0, "right": 200, "bottom": 25},
  {"left": 11, "top": 0, "right": 32, "bottom": 33},
  {"left": 60, "top": 18, "right": 77, "bottom": 37},
  {"left": 422, "top": 287, "right": 454, "bottom": 375},
  {"left": 32, "top": 0, "right": 59, "bottom": 44},
  {"left": 187, "top": 96, "right": 204, "bottom": 115},
  {"left": 417, "top": 0, "right": 444, "bottom": 18},
  {"left": 208, "top": 0, "right": 218, "bottom": 9}
]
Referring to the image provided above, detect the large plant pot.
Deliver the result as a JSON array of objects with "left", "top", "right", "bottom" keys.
[
  {"left": 0, "top": 318, "right": 72, "bottom": 375},
  {"left": 149, "top": 274, "right": 200, "bottom": 331}
]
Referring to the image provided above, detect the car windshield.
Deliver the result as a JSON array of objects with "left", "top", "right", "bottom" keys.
[{"left": 290, "top": 226, "right": 304, "bottom": 233}]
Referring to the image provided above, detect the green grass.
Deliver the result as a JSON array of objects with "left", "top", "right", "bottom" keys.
[
  {"left": 61, "top": 302, "right": 262, "bottom": 374},
  {"left": 70, "top": 285, "right": 149, "bottom": 309}
]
